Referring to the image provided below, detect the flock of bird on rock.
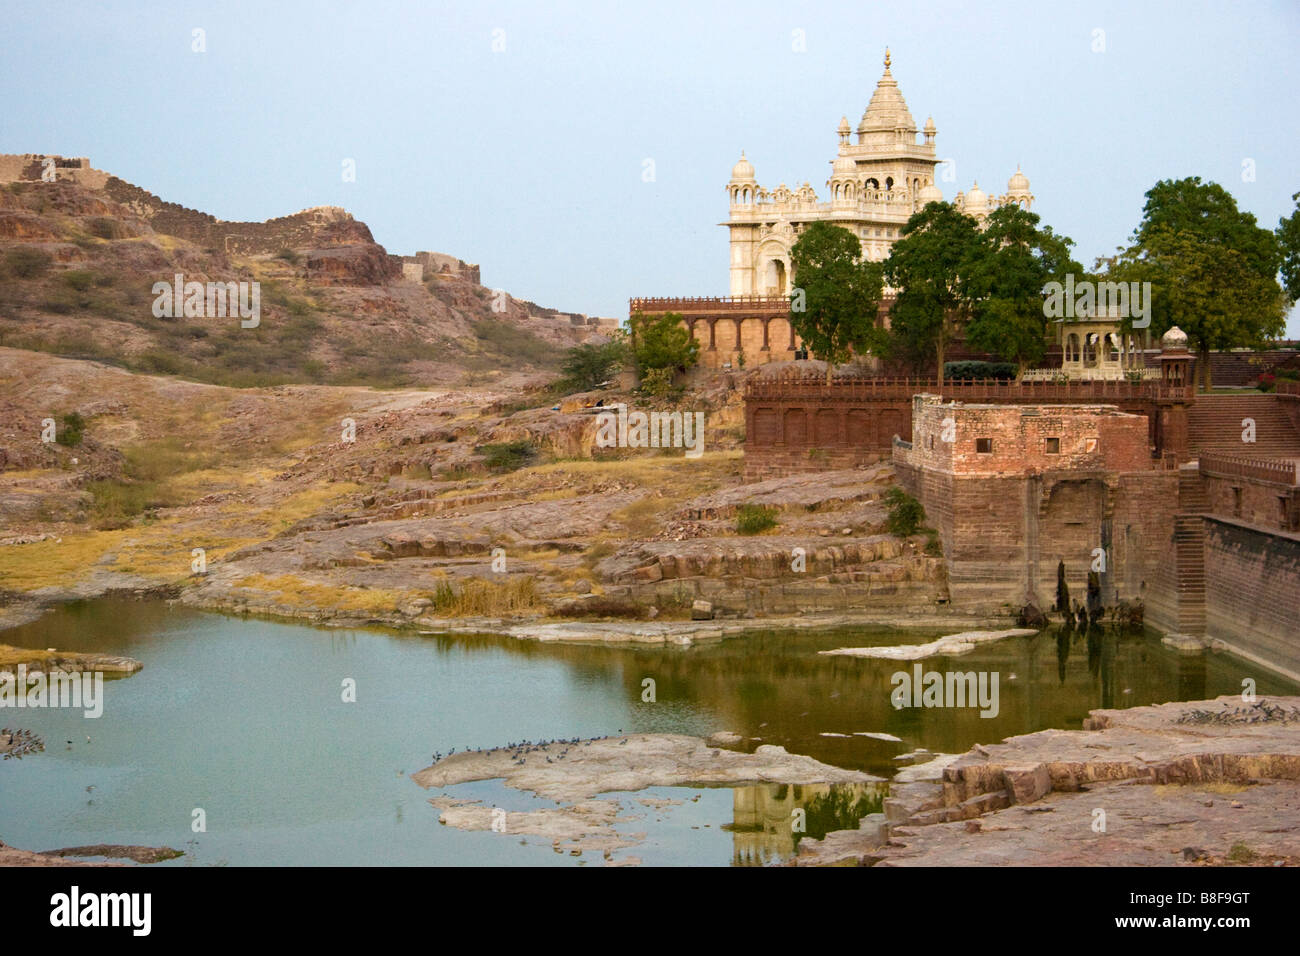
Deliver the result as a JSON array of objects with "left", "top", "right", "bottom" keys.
[{"left": 430, "top": 731, "right": 629, "bottom": 767}]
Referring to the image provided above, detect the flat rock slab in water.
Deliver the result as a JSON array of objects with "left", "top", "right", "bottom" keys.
[
  {"left": 0, "top": 839, "right": 179, "bottom": 866},
  {"left": 818, "top": 629, "right": 1038, "bottom": 660},
  {"left": 0, "top": 645, "right": 142, "bottom": 676},
  {"left": 429, "top": 797, "right": 644, "bottom": 858},
  {"left": 39, "top": 844, "right": 184, "bottom": 864},
  {"left": 412, "top": 733, "right": 880, "bottom": 803}
]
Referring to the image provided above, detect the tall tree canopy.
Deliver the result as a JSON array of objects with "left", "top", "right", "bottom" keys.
[
  {"left": 1109, "top": 177, "right": 1285, "bottom": 388},
  {"left": 883, "top": 202, "right": 983, "bottom": 385},
  {"left": 963, "top": 204, "right": 1081, "bottom": 374},
  {"left": 787, "top": 221, "right": 885, "bottom": 380},
  {"left": 1278, "top": 190, "right": 1300, "bottom": 305},
  {"left": 1135, "top": 177, "right": 1280, "bottom": 279}
]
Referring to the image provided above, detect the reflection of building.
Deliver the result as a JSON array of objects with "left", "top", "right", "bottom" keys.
[
  {"left": 723, "top": 49, "right": 1031, "bottom": 296},
  {"left": 731, "top": 783, "right": 805, "bottom": 865},
  {"left": 730, "top": 782, "right": 887, "bottom": 866}
]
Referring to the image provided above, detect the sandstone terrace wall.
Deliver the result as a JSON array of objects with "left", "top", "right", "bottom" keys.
[
  {"left": 1112, "top": 472, "right": 1183, "bottom": 633},
  {"left": 1199, "top": 455, "right": 1300, "bottom": 532},
  {"left": 895, "top": 457, "right": 1181, "bottom": 614},
  {"left": 607, "top": 538, "right": 946, "bottom": 616},
  {"left": 743, "top": 446, "right": 888, "bottom": 482},
  {"left": 894, "top": 400, "right": 1178, "bottom": 613},
  {"left": 1202, "top": 518, "right": 1300, "bottom": 680},
  {"left": 743, "top": 375, "right": 1186, "bottom": 483}
]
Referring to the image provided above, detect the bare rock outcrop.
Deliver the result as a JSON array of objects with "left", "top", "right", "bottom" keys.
[{"left": 796, "top": 695, "right": 1300, "bottom": 866}]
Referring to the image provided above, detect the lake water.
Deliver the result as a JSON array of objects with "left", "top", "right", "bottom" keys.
[{"left": 1, "top": 600, "right": 1294, "bottom": 866}]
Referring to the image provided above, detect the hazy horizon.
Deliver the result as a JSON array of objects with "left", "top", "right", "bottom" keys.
[{"left": 3, "top": 0, "right": 1298, "bottom": 334}]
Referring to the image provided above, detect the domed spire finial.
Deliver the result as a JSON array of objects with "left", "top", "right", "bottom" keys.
[{"left": 884, "top": 47, "right": 891, "bottom": 70}]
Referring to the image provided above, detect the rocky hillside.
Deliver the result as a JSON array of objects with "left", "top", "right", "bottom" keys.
[{"left": 0, "top": 167, "right": 608, "bottom": 388}]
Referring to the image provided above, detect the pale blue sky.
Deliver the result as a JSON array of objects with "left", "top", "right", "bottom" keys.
[{"left": 3, "top": 0, "right": 1298, "bottom": 333}]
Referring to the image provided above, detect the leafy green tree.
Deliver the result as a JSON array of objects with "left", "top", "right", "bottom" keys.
[
  {"left": 787, "top": 222, "right": 885, "bottom": 380},
  {"left": 1111, "top": 178, "right": 1285, "bottom": 388},
  {"left": 1278, "top": 190, "right": 1300, "bottom": 305},
  {"left": 883, "top": 203, "right": 983, "bottom": 385},
  {"left": 1136, "top": 177, "right": 1280, "bottom": 280},
  {"left": 629, "top": 312, "right": 699, "bottom": 377},
  {"left": 963, "top": 205, "right": 1081, "bottom": 374},
  {"left": 1117, "top": 228, "right": 1284, "bottom": 388},
  {"left": 559, "top": 338, "right": 628, "bottom": 392}
]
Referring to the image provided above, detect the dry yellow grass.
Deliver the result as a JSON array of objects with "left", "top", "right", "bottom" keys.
[
  {"left": 430, "top": 576, "right": 540, "bottom": 617},
  {"left": 0, "top": 468, "right": 61, "bottom": 481},
  {"left": 242, "top": 480, "right": 363, "bottom": 534},
  {"left": 0, "top": 645, "right": 59, "bottom": 669},
  {"left": 232, "top": 573, "right": 409, "bottom": 614},
  {"left": 1153, "top": 781, "right": 1249, "bottom": 796},
  {"left": 0, "top": 530, "right": 128, "bottom": 590}
]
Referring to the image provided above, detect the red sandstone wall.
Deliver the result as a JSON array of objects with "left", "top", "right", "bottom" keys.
[
  {"left": 1202, "top": 519, "right": 1300, "bottom": 677},
  {"left": 1203, "top": 473, "right": 1300, "bottom": 532},
  {"left": 1112, "top": 473, "right": 1183, "bottom": 630},
  {"left": 744, "top": 446, "right": 884, "bottom": 482},
  {"left": 898, "top": 447, "right": 1181, "bottom": 612},
  {"left": 908, "top": 402, "right": 1151, "bottom": 476}
]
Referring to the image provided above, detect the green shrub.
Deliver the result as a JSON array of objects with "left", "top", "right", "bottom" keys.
[
  {"left": 479, "top": 439, "right": 538, "bottom": 473},
  {"left": 943, "top": 360, "right": 1018, "bottom": 381},
  {"left": 5, "top": 247, "right": 52, "bottom": 279},
  {"left": 638, "top": 366, "right": 677, "bottom": 398},
  {"left": 136, "top": 350, "right": 184, "bottom": 375},
  {"left": 86, "top": 479, "right": 161, "bottom": 529},
  {"left": 274, "top": 248, "right": 301, "bottom": 265},
  {"left": 1227, "top": 843, "right": 1256, "bottom": 863},
  {"left": 60, "top": 270, "right": 96, "bottom": 292},
  {"left": 736, "top": 504, "right": 778, "bottom": 535},
  {"left": 55, "top": 412, "right": 85, "bottom": 447},
  {"left": 560, "top": 339, "right": 627, "bottom": 392},
  {"left": 630, "top": 311, "right": 700, "bottom": 375},
  {"left": 883, "top": 486, "right": 926, "bottom": 537}
]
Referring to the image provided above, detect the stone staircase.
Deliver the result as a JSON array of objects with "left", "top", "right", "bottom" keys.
[
  {"left": 1187, "top": 394, "right": 1300, "bottom": 458},
  {"left": 1172, "top": 470, "right": 1208, "bottom": 636}
]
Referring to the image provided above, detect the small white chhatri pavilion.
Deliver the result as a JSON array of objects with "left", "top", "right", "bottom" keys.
[{"left": 1050, "top": 309, "right": 1156, "bottom": 381}]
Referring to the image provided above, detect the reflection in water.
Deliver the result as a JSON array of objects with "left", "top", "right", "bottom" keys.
[
  {"left": 2, "top": 599, "right": 1298, "bottom": 865},
  {"left": 728, "top": 782, "right": 887, "bottom": 866}
]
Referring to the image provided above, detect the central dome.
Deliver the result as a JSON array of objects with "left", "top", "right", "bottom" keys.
[{"left": 857, "top": 49, "right": 917, "bottom": 138}]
